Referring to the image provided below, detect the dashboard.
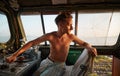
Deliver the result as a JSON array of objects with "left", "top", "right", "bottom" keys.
[{"left": 0, "top": 48, "right": 41, "bottom": 76}]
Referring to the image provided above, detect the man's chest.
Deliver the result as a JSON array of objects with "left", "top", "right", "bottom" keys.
[{"left": 55, "top": 37, "right": 71, "bottom": 45}]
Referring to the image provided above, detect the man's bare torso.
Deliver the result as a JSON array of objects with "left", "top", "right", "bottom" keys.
[{"left": 47, "top": 32, "right": 73, "bottom": 62}]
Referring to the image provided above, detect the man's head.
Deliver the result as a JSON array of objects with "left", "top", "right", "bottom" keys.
[
  {"left": 55, "top": 12, "right": 73, "bottom": 34},
  {"left": 55, "top": 12, "right": 73, "bottom": 25}
]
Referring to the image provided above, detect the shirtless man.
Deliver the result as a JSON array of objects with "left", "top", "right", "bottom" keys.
[{"left": 6, "top": 12, "right": 97, "bottom": 76}]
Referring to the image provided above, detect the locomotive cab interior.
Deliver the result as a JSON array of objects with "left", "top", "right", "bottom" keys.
[{"left": 0, "top": 0, "right": 120, "bottom": 76}]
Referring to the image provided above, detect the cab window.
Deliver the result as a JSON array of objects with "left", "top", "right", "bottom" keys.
[
  {"left": 77, "top": 10, "right": 120, "bottom": 45},
  {"left": 20, "top": 10, "right": 120, "bottom": 46},
  {"left": 20, "top": 14, "right": 43, "bottom": 42},
  {"left": 0, "top": 11, "right": 10, "bottom": 43}
]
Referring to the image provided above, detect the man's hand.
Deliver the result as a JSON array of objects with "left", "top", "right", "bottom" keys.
[
  {"left": 88, "top": 47, "right": 97, "bottom": 57},
  {"left": 6, "top": 55, "right": 17, "bottom": 63}
]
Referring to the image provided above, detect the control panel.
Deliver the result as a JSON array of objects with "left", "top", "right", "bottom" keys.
[{"left": 0, "top": 48, "right": 41, "bottom": 76}]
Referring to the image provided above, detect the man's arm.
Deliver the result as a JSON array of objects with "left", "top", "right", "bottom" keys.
[
  {"left": 6, "top": 41, "right": 33, "bottom": 63},
  {"left": 72, "top": 35, "right": 97, "bottom": 56},
  {"left": 6, "top": 33, "right": 51, "bottom": 63}
]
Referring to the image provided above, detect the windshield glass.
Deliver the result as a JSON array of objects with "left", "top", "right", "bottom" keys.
[
  {"left": 77, "top": 10, "right": 120, "bottom": 45},
  {"left": 20, "top": 10, "right": 120, "bottom": 46}
]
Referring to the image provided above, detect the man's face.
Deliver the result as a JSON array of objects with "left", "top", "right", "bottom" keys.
[{"left": 59, "top": 18, "right": 73, "bottom": 34}]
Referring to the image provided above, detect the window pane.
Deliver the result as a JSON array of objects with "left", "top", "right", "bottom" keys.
[
  {"left": 106, "top": 11, "right": 120, "bottom": 45},
  {"left": 20, "top": 15, "right": 43, "bottom": 42},
  {"left": 43, "top": 14, "right": 58, "bottom": 33},
  {"left": 77, "top": 10, "right": 120, "bottom": 45},
  {"left": 0, "top": 12, "right": 10, "bottom": 43}
]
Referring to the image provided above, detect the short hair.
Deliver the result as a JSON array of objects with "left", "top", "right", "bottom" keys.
[{"left": 55, "top": 12, "right": 73, "bottom": 25}]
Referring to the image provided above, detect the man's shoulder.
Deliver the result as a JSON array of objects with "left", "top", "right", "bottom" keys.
[
  {"left": 68, "top": 33, "right": 78, "bottom": 39},
  {"left": 44, "top": 31, "right": 57, "bottom": 38}
]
